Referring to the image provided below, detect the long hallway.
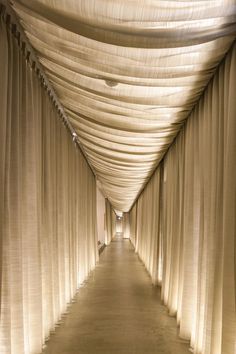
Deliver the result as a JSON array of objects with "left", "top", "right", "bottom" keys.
[{"left": 42, "top": 237, "right": 189, "bottom": 354}]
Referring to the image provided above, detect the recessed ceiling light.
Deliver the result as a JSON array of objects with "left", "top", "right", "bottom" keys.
[{"left": 105, "top": 79, "right": 118, "bottom": 87}]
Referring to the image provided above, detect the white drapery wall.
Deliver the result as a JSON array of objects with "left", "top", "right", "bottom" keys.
[
  {"left": 12, "top": 0, "right": 236, "bottom": 213},
  {"left": 96, "top": 187, "right": 106, "bottom": 245},
  {"left": 129, "top": 204, "right": 137, "bottom": 246},
  {"left": 105, "top": 200, "right": 116, "bottom": 245},
  {"left": 129, "top": 43, "right": 236, "bottom": 354},
  {"left": 0, "top": 18, "right": 98, "bottom": 354},
  {"left": 130, "top": 169, "right": 162, "bottom": 285}
]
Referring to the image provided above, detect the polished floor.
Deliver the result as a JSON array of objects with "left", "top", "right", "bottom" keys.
[{"left": 42, "top": 236, "right": 190, "bottom": 354}]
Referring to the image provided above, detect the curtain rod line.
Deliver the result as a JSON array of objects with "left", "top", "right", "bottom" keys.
[{"left": 0, "top": 0, "right": 98, "bottom": 179}]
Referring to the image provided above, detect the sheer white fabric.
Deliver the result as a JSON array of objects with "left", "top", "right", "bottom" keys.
[
  {"left": 130, "top": 169, "right": 162, "bottom": 285},
  {"left": 96, "top": 187, "right": 106, "bottom": 245},
  {"left": 129, "top": 204, "right": 137, "bottom": 247},
  {"left": 0, "top": 18, "right": 98, "bottom": 354},
  {"left": 130, "top": 43, "right": 236, "bottom": 354},
  {"left": 11, "top": 0, "right": 236, "bottom": 212},
  {"left": 105, "top": 199, "right": 116, "bottom": 245},
  {"left": 1, "top": 2, "right": 236, "bottom": 353}
]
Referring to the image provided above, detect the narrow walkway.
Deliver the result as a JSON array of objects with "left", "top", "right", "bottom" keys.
[{"left": 43, "top": 237, "right": 190, "bottom": 354}]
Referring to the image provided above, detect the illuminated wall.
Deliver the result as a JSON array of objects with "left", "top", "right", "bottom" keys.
[
  {"left": 130, "top": 44, "right": 236, "bottom": 354},
  {"left": 96, "top": 187, "right": 106, "bottom": 245},
  {"left": 105, "top": 200, "right": 116, "bottom": 244},
  {"left": 0, "top": 17, "right": 98, "bottom": 354}
]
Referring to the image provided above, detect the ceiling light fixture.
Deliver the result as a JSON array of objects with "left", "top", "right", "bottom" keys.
[{"left": 105, "top": 79, "right": 118, "bottom": 87}]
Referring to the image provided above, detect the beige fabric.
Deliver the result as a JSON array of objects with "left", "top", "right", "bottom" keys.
[
  {"left": 129, "top": 204, "right": 137, "bottom": 247},
  {"left": 130, "top": 43, "right": 236, "bottom": 354},
  {"left": 96, "top": 186, "right": 106, "bottom": 245},
  {"left": 130, "top": 168, "right": 162, "bottom": 285},
  {"left": 105, "top": 199, "right": 116, "bottom": 245},
  {"left": 11, "top": 0, "right": 236, "bottom": 211},
  {"left": 0, "top": 18, "right": 98, "bottom": 354}
]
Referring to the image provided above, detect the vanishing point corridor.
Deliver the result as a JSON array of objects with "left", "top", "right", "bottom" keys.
[
  {"left": 42, "top": 236, "right": 189, "bottom": 354},
  {"left": 1, "top": 3, "right": 236, "bottom": 354}
]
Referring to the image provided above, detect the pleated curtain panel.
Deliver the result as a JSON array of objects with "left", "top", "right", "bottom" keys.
[
  {"left": 129, "top": 44, "right": 236, "bottom": 354},
  {"left": 105, "top": 199, "right": 116, "bottom": 245},
  {"left": 10, "top": 0, "right": 236, "bottom": 214},
  {"left": 0, "top": 17, "right": 99, "bottom": 354},
  {"left": 1, "top": 1, "right": 236, "bottom": 354}
]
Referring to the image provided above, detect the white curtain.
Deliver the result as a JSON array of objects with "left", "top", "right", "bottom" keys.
[
  {"left": 129, "top": 204, "right": 137, "bottom": 247},
  {"left": 105, "top": 199, "right": 116, "bottom": 245},
  {"left": 11, "top": 0, "right": 236, "bottom": 212},
  {"left": 0, "top": 17, "right": 98, "bottom": 354},
  {"left": 131, "top": 168, "right": 162, "bottom": 285},
  {"left": 96, "top": 186, "right": 106, "bottom": 245},
  {"left": 130, "top": 43, "right": 236, "bottom": 354}
]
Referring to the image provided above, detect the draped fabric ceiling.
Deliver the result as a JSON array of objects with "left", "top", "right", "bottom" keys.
[{"left": 12, "top": 0, "right": 236, "bottom": 212}]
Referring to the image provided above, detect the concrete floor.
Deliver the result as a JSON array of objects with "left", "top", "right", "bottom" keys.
[{"left": 42, "top": 237, "right": 190, "bottom": 354}]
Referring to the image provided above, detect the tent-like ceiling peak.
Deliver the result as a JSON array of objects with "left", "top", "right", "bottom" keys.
[{"left": 11, "top": 0, "right": 236, "bottom": 211}]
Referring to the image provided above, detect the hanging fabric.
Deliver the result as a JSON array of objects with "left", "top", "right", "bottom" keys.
[
  {"left": 0, "top": 17, "right": 98, "bottom": 354},
  {"left": 130, "top": 43, "right": 236, "bottom": 354},
  {"left": 11, "top": 0, "right": 236, "bottom": 212}
]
